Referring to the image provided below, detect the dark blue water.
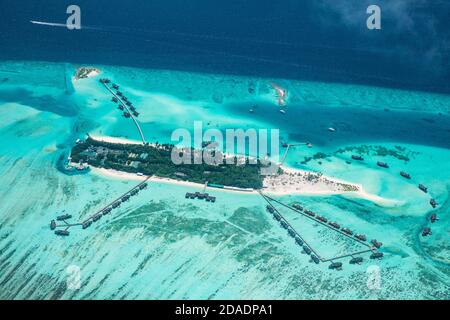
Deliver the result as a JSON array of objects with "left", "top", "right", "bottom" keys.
[
  {"left": 229, "top": 102, "right": 450, "bottom": 149},
  {"left": 0, "top": 0, "right": 449, "bottom": 93}
]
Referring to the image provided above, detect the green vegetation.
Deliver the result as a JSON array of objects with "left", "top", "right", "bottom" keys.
[{"left": 70, "top": 137, "right": 265, "bottom": 189}]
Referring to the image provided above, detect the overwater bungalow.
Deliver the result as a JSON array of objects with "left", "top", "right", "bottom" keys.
[
  {"left": 355, "top": 234, "right": 367, "bottom": 241},
  {"left": 377, "top": 161, "right": 389, "bottom": 168},
  {"left": 317, "top": 216, "right": 327, "bottom": 223},
  {"left": 371, "top": 239, "right": 383, "bottom": 248},
  {"left": 422, "top": 227, "right": 432, "bottom": 237},
  {"left": 430, "top": 199, "right": 437, "bottom": 208},
  {"left": 92, "top": 214, "right": 102, "bottom": 222},
  {"left": 370, "top": 252, "right": 384, "bottom": 259},
  {"left": 329, "top": 262, "right": 343, "bottom": 270},
  {"left": 112, "top": 97, "right": 118, "bottom": 103},
  {"left": 118, "top": 105, "right": 124, "bottom": 111},
  {"left": 50, "top": 220, "right": 56, "bottom": 230},
  {"left": 292, "top": 204, "right": 303, "bottom": 211},
  {"left": 55, "top": 230, "right": 70, "bottom": 236},
  {"left": 116, "top": 91, "right": 123, "bottom": 96},
  {"left": 400, "top": 171, "right": 411, "bottom": 179},
  {"left": 56, "top": 214, "right": 72, "bottom": 221},
  {"left": 418, "top": 184, "right": 428, "bottom": 193},
  {"left": 100, "top": 78, "right": 111, "bottom": 84},
  {"left": 126, "top": 101, "right": 132, "bottom": 106},
  {"left": 129, "top": 105, "right": 136, "bottom": 111},
  {"left": 295, "top": 237, "right": 303, "bottom": 246},
  {"left": 266, "top": 205, "right": 275, "bottom": 214},
  {"left": 112, "top": 84, "right": 119, "bottom": 90},
  {"left": 303, "top": 246, "right": 311, "bottom": 255},
  {"left": 280, "top": 221, "right": 288, "bottom": 229},
  {"left": 82, "top": 221, "right": 92, "bottom": 229},
  {"left": 123, "top": 112, "right": 131, "bottom": 118},
  {"left": 430, "top": 213, "right": 438, "bottom": 223},
  {"left": 103, "top": 207, "right": 112, "bottom": 215},
  {"left": 273, "top": 214, "right": 281, "bottom": 221},
  {"left": 121, "top": 195, "right": 130, "bottom": 202},
  {"left": 139, "top": 182, "right": 148, "bottom": 190},
  {"left": 305, "top": 210, "right": 315, "bottom": 217},
  {"left": 311, "top": 255, "right": 320, "bottom": 264},
  {"left": 351, "top": 155, "right": 364, "bottom": 161},
  {"left": 112, "top": 201, "right": 120, "bottom": 208},
  {"left": 342, "top": 228, "right": 353, "bottom": 235},
  {"left": 328, "top": 221, "right": 340, "bottom": 229},
  {"left": 349, "top": 257, "right": 363, "bottom": 264},
  {"left": 288, "top": 229, "right": 296, "bottom": 238}
]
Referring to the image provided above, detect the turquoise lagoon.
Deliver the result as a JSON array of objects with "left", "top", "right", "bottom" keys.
[{"left": 0, "top": 60, "right": 449, "bottom": 299}]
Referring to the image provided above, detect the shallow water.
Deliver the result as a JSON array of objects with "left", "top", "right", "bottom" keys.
[{"left": 0, "top": 60, "right": 449, "bottom": 300}]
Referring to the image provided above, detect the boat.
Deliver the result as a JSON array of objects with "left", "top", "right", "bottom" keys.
[
  {"left": 422, "top": 227, "right": 432, "bottom": 237},
  {"left": 418, "top": 184, "right": 428, "bottom": 193},
  {"left": 306, "top": 142, "right": 313, "bottom": 148},
  {"left": 329, "top": 262, "right": 342, "bottom": 270},
  {"left": 430, "top": 213, "right": 438, "bottom": 223},
  {"left": 328, "top": 127, "right": 336, "bottom": 132},
  {"left": 430, "top": 199, "right": 437, "bottom": 208},
  {"left": 342, "top": 228, "right": 353, "bottom": 235},
  {"left": 349, "top": 257, "right": 363, "bottom": 264},
  {"left": 377, "top": 161, "right": 389, "bottom": 168},
  {"left": 50, "top": 220, "right": 56, "bottom": 230},
  {"left": 351, "top": 155, "right": 364, "bottom": 161},
  {"left": 400, "top": 171, "right": 411, "bottom": 179},
  {"left": 55, "top": 230, "right": 70, "bottom": 236},
  {"left": 355, "top": 234, "right": 367, "bottom": 241},
  {"left": 370, "top": 252, "right": 384, "bottom": 259},
  {"left": 371, "top": 239, "right": 383, "bottom": 248},
  {"left": 279, "top": 109, "right": 286, "bottom": 114},
  {"left": 311, "top": 255, "right": 320, "bottom": 264}
]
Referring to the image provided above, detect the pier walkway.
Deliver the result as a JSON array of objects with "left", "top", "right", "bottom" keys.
[
  {"left": 101, "top": 82, "right": 146, "bottom": 144},
  {"left": 52, "top": 177, "right": 150, "bottom": 233},
  {"left": 258, "top": 191, "right": 377, "bottom": 263}
]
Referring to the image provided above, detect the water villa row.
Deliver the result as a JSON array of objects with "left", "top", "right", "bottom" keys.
[
  {"left": 260, "top": 192, "right": 381, "bottom": 269},
  {"left": 290, "top": 203, "right": 383, "bottom": 249},
  {"left": 185, "top": 192, "right": 216, "bottom": 203},
  {"left": 99, "top": 78, "right": 146, "bottom": 144},
  {"left": 50, "top": 178, "right": 150, "bottom": 236}
]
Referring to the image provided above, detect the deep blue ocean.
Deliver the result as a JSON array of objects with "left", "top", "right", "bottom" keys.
[{"left": 1, "top": 0, "right": 449, "bottom": 93}]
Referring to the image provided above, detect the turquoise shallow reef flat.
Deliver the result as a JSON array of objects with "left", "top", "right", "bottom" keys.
[{"left": 0, "top": 60, "right": 449, "bottom": 299}]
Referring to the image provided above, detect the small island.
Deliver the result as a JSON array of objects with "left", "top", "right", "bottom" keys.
[
  {"left": 70, "top": 137, "right": 266, "bottom": 189},
  {"left": 74, "top": 67, "right": 100, "bottom": 80}
]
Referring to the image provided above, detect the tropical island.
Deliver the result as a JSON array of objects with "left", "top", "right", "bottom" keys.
[
  {"left": 74, "top": 67, "right": 100, "bottom": 80},
  {"left": 70, "top": 137, "right": 266, "bottom": 189}
]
